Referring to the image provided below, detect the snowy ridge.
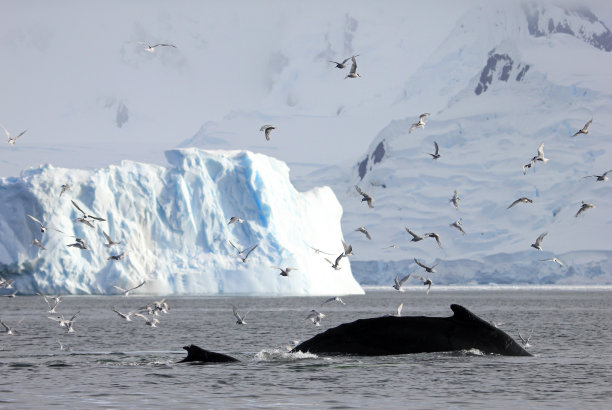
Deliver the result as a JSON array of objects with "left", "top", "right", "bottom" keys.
[{"left": 0, "top": 149, "right": 363, "bottom": 295}]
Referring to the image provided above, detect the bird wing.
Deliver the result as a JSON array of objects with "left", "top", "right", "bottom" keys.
[
  {"left": 420, "top": 113, "right": 430, "bottom": 119},
  {"left": 399, "top": 274, "right": 411, "bottom": 286},
  {"left": 113, "top": 285, "right": 127, "bottom": 293},
  {"left": 535, "top": 232, "right": 547, "bottom": 246},
  {"left": 364, "top": 230, "right": 372, "bottom": 240},
  {"left": 507, "top": 199, "right": 520, "bottom": 209},
  {"left": 0, "top": 124, "right": 9, "bottom": 139},
  {"left": 15, "top": 130, "right": 26, "bottom": 140},
  {"left": 102, "top": 231, "right": 113, "bottom": 243},
  {"left": 349, "top": 56, "right": 357, "bottom": 74},
  {"left": 405, "top": 227, "right": 419, "bottom": 239},
  {"left": 412, "top": 274, "right": 426, "bottom": 283},
  {"left": 409, "top": 123, "right": 418, "bottom": 133},
  {"left": 70, "top": 311, "right": 80, "bottom": 321},
  {"left": 396, "top": 303, "right": 403, "bottom": 316},
  {"left": 243, "top": 244, "right": 258, "bottom": 261},
  {"left": 129, "top": 281, "right": 146, "bottom": 292},
  {"left": 334, "top": 253, "right": 344, "bottom": 266},
  {"left": 413, "top": 258, "right": 428, "bottom": 269},
  {"left": 341, "top": 239, "right": 350, "bottom": 254},
  {"left": 354, "top": 185, "right": 366, "bottom": 197},
  {"left": 434, "top": 141, "right": 439, "bottom": 155},
  {"left": 265, "top": 127, "right": 272, "bottom": 141},
  {"left": 324, "top": 258, "right": 334, "bottom": 266},
  {"left": 517, "top": 331, "right": 527, "bottom": 344},
  {"left": 27, "top": 214, "right": 44, "bottom": 227},
  {"left": 260, "top": 125, "right": 273, "bottom": 131},
  {"left": 0, "top": 320, "right": 9, "bottom": 331},
  {"left": 537, "top": 143, "right": 545, "bottom": 157},
  {"left": 228, "top": 240, "right": 242, "bottom": 252},
  {"left": 583, "top": 118, "right": 593, "bottom": 131},
  {"left": 433, "top": 234, "right": 442, "bottom": 248},
  {"left": 152, "top": 43, "right": 176, "bottom": 48},
  {"left": 232, "top": 305, "right": 242, "bottom": 321},
  {"left": 88, "top": 214, "right": 106, "bottom": 221},
  {"left": 341, "top": 57, "right": 351, "bottom": 65},
  {"left": 71, "top": 200, "right": 86, "bottom": 215}
]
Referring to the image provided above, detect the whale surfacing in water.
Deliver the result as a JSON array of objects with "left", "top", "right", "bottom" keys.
[
  {"left": 179, "top": 344, "right": 239, "bottom": 363},
  {"left": 292, "top": 304, "right": 531, "bottom": 356}
]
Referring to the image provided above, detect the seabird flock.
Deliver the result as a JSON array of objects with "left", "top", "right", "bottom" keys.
[{"left": 0, "top": 35, "right": 607, "bottom": 349}]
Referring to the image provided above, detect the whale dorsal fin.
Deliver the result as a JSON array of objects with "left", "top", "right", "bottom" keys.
[{"left": 450, "top": 304, "right": 484, "bottom": 324}]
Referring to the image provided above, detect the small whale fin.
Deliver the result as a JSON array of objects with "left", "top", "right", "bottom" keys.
[{"left": 450, "top": 304, "right": 491, "bottom": 327}]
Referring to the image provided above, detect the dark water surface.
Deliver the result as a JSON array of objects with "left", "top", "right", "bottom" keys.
[{"left": 1, "top": 288, "right": 610, "bottom": 408}]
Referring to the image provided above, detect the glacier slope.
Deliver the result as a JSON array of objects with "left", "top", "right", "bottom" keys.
[
  {"left": 0, "top": 149, "right": 363, "bottom": 295},
  {"left": 314, "top": 1, "right": 612, "bottom": 285}
]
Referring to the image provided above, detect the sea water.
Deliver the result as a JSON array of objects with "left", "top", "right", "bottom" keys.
[{"left": 1, "top": 288, "right": 610, "bottom": 408}]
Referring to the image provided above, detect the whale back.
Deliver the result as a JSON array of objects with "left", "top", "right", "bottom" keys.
[
  {"left": 179, "top": 344, "right": 239, "bottom": 363},
  {"left": 292, "top": 304, "right": 531, "bottom": 357}
]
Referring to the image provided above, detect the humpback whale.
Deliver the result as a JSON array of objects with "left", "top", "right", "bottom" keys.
[
  {"left": 179, "top": 344, "right": 239, "bottom": 363},
  {"left": 292, "top": 304, "right": 531, "bottom": 356}
]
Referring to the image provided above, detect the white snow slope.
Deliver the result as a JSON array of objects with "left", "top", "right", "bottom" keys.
[
  {"left": 324, "top": 1, "right": 612, "bottom": 285},
  {"left": 0, "top": 149, "right": 363, "bottom": 295}
]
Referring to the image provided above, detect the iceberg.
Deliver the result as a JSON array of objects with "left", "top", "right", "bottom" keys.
[{"left": 0, "top": 148, "right": 364, "bottom": 296}]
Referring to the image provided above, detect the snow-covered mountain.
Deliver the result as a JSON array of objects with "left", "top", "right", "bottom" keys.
[
  {"left": 323, "top": 1, "right": 612, "bottom": 285},
  {"left": 0, "top": 149, "right": 363, "bottom": 295}
]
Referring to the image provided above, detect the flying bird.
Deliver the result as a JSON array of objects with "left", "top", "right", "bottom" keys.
[
  {"left": 26, "top": 214, "right": 63, "bottom": 234},
  {"left": 107, "top": 251, "right": 127, "bottom": 261},
  {"left": 237, "top": 244, "right": 258, "bottom": 263},
  {"left": 584, "top": 170, "right": 611, "bottom": 182},
  {"left": 517, "top": 329, "right": 533, "bottom": 347},
  {"left": 341, "top": 239, "right": 353, "bottom": 257},
  {"left": 67, "top": 239, "right": 90, "bottom": 250},
  {"left": 575, "top": 201, "right": 594, "bottom": 217},
  {"left": 405, "top": 227, "right": 425, "bottom": 242},
  {"left": 572, "top": 118, "right": 592, "bottom": 137},
  {"left": 31, "top": 238, "right": 46, "bottom": 250},
  {"left": 412, "top": 275, "right": 433, "bottom": 295},
  {"left": 228, "top": 216, "right": 244, "bottom": 225},
  {"left": 71, "top": 200, "right": 106, "bottom": 227},
  {"left": 305, "top": 309, "right": 326, "bottom": 326},
  {"left": 308, "top": 245, "right": 335, "bottom": 256},
  {"left": 392, "top": 273, "right": 411, "bottom": 292},
  {"left": 329, "top": 55, "right": 358, "bottom": 69},
  {"left": 395, "top": 303, "right": 404, "bottom": 317},
  {"left": 111, "top": 307, "right": 135, "bottom": 321},
  {"left": 260, "top": 125, "right": 275, "bottom": 141},
  {"left": 324, "top": 254, "right": 344, "bottom": 270},
  {"left": 232, "top": 305, "right": 249, "bottom": 325},
  {"left": 355, "top": 226, "right": 372, "bottom": 240},
  {"left": 409, "top": 113, "right": 430, "bottom": 133},
  {"left": 59, "top": 183, "right": 71, "bottom": 197},
  {"left": 322, "top": 296, "right": 346, "bottom": 306},
  {"left": 102, "top": 231, "right": 122, "bottom": 247},
  {"left": 414, "top": 258, "right": 438, "bottom": 274},
  {"left": 1, "top": 124, "right": 26, "bottom": 145},
  {"left": 539, "top": 257, "right": 565, "bottom": 267},
  {"left": 449, "top": 219, "right": 465, "bottom": 235},
  {"left": 137, "top": 42, "right": 176, "bottom": 52},
  {"left": 113, "top": 281, "right": 146, "bottom": 296},
  {"left": 534, "top": 142, "right": 549, "bottom": 163},
  {"left": 530, "top": 232, "right": 547, "bottom": 251},
  {"left": 0, "top": 318, "right": 22, "bottom": 335},
  {"left": 355, "top": 185, "right": 374, "bottom": 208},
  {"left": 344, "top": 55, "right": 361, "bottom": 79},
  {"left": 39, "top": 293, "right": 62, "bottom": 313},
  {"left": 133, "top": 313, "right": 160, "bottom": 327},
  {"left": 272, "top": 266, "right": 298, "bottom": 277},
  {"left": 507, "top": 197, "right": 533, "bottom": 209},
  {"left": 425, "top": 232, "right": 443, "bottom": 248},
  {"left": 426, "top": 141, "right": 440, "bottom": 159},
  {"left": 450, "top": 190, "right": 460, "bottom": 210}
]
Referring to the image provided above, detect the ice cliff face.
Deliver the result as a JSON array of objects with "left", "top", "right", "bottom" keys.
[{"left": 0, "top": 149, "right": 363, "bottom": 295}]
